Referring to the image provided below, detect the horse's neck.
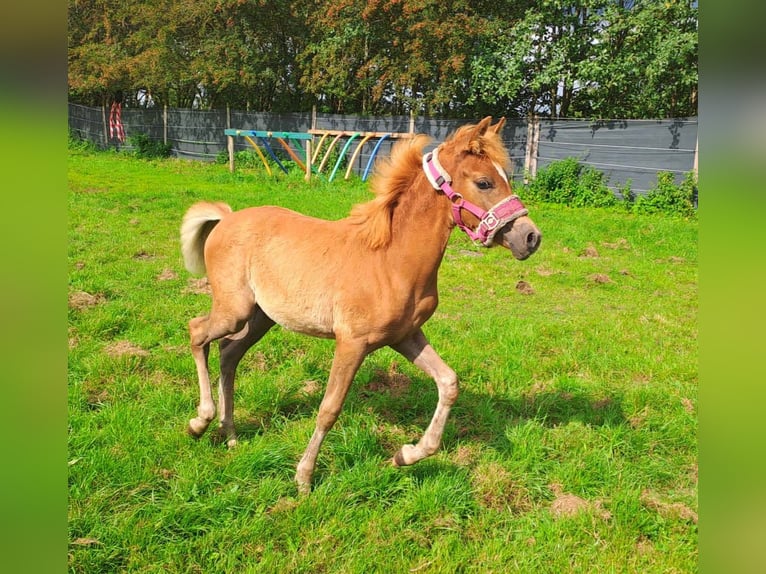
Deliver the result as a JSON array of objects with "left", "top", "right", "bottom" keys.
[{"left": 388, "top": 181, "right": 453, "bottom": 280}]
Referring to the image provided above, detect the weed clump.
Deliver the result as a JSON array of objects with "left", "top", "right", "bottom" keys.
[{"left": 129, "top": 133, "right": 172, "bottom": 159}]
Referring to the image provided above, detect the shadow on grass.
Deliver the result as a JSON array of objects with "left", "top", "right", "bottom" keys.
[
  {"left": 220, "top": 370, "right": 626, "bottom": 460},
  {"left": 348, "top": 375, "right": 628, "bottom": 451}
]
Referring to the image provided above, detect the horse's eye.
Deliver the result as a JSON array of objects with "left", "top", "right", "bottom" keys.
[{"left": 476, "top": 179, "right": 494, "bottom": 190}]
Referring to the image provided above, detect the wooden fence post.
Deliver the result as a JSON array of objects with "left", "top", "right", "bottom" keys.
[
  {"left": 524, "top": 115, "right": 540, "bottom": 183},
  {"left": 226, "top": 105, "right": 235, "bottom": 173},
  {"left": 305, "top": 139, "right": 312, "bottom": 182},
  {"left": 227, "top": 135, "right": 235, "bottom": 173},
  {"left": 693, "top": 135, "right": 698, "bottom": 178},
  {"left": 101, "top": 104, "right": 108, "bottom": 147}
]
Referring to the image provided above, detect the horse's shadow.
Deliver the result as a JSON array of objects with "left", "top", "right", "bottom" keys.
[
  {"left": 356, "top": 378, "right": 627, "bottom": 457},
  {"left": 228, "top": 365, "right": 627, "bottom": 466}
]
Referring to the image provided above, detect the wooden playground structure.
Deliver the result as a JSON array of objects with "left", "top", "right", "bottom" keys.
[{"left": 224, "top": 126, "right": 414, "bottom": 182}]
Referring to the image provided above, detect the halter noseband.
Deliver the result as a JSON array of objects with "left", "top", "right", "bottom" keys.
[{"left": 422, "top": 147, "right": 528, "bottom": 247}]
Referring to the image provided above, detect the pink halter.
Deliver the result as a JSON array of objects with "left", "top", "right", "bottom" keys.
[{"left": 422, "top": 147, "right": 528, "bottom": 247}]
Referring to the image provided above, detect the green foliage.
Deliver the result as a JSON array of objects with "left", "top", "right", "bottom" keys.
[
  {"left": 215, "top": 149, "right": 263, "bottom": 169},
  {"left": 68, "top": 129, "right": 98, "bottom": 153},
  {"left": 129, "top": 133, "right": 173, "bottom": 159},
  {"left": 524, "top": 158, "right": 617, "bottom": 208},
  {"left": 633, "top": 171, "right": 698, "bottom": 218},
  {"left": 67, "top": 0, "right": 696, "bottom": 119}
]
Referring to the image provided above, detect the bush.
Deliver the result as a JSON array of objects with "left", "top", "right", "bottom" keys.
[
  {"left": 215, "top": 149, "right": 264, "bottom": 168},
  {"left": 68, "top": 129, "right": 98, "bottom": 153},
  {"left": 632, "top": 171, "right": 697, "bottom": 218},
  {"left": 523, "top": 158, "right": 697, "bottom": 218},
  {"left": 524, "top": 158, "right": 617, "bottom": 208},
  {"left": 129, "top": 133, "right": 172, "bottom": 159}
]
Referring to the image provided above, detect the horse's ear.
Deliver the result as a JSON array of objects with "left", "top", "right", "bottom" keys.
[
  {"left": 491, "top": 117, "right": 506, "bottom": 134},
  {"left": 468, "top": 116, "right": 493, "bottom": 154}
]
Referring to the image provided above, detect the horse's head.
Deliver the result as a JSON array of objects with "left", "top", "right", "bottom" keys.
[{"left": 424, "top": 116, "right": 541, "bottom": 260}]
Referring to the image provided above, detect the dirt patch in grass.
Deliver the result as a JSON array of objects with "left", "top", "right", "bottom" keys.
[
  {"left": 628, "top": 406, "right": 649, "bottom": 429},
  {"left": 640, "top": 489, "right": 698, "bottom": 524},
  {"left": 184, "top": 277, "right": 212, "bottom": 295},
  {"left": 301, "top": 379, "right": 322, "bottom": 395},
  {"left": 69, "top": 327, "right": 80, "bottom": 349},
  {"left": 158, "top": 468, "right": 175, "bottom": 480},
  {"left": 515, "top": 280, "right": 535, "bottom": 295},
  {"left": 472, "top": 462, "right": 532, "bottom": 513},
  {"left": 579, "top": 244, "right": 600, "bottom": 258},
  {"left": 157, "top": 268, "right": 179, "bottom": 281},
  {"left": 602, "top": 238, "right": 631, "bottom": 250},
  {"left": 85, "top": 387, "right": 110, "bottom": 408},
  {"left": 549, "top": 483, "right": 611, "bottom": 520},
  {"left": 71, "top": 537, "right": 101, "bottom": 546},
  {"left": 363, "top": 362, "right": 412, "bottom": 398},
  {"left": 268, "top": 497, "right": 300, "bottom": 515},
  {"left": 104, "top": 340, "right": 149, "bottom": 357},
  {"left": 133, "top": 250, "right": 154, "bottom": 260},
  {"left": 452, "top": 443, "right": 483, "bottom": 467},
  {"left": 69, "top": 290, "right": 105, "bottom": 310},
  {"left": 535, "top": 266, "right": 562, "bottom": 277},
  {"left": 588, "top": 273, "right": 612, "bottom": 284}
]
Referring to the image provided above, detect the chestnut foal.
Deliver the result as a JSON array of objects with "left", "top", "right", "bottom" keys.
[{"left": 180, "top": 116, "right": 541, "bottom": 493}]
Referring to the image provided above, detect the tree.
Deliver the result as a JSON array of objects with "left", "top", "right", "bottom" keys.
[
  {"left": 580, "top": 0, "right": 698, "bottom": 118},
  {"left": 468, "top": 0, "right": 697, "bottom": 119},
  {"left": 299, "top": 0, "right": 532, "bottom": 117},
  {"left": 68, "top": 0, "right": 310, "bottom": 110}
]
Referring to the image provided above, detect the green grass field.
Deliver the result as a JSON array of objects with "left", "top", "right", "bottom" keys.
[{"left": 68, "top": 149, "right": 697, "bottom": 573}]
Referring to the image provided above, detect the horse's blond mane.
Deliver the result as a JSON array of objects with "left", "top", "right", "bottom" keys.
[
  {"left": 349, "top": 121, "right": 511, "bottom": 250},
  {"left": 349, "top": 134, "right": 430, "bottom": 250}
]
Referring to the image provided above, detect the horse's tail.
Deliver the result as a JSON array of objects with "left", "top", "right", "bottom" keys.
[{"left": 180, "top": 201, "right": 233, "bottom": 275}]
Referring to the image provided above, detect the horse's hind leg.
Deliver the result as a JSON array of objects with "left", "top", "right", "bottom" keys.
[
  {"left": 187, "top": 293, "right": 254, "bottom": 438},
  {"left": 216, "top": 308, "right": 275, "bottom": 447},
  {"left": 188, "top": 328, "right": 215, "bottom": 438},
  {"left": 390, "top": 328, "right": 459, "bottom": 466}
]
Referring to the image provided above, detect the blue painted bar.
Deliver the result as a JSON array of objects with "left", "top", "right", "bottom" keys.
[
  {"left": 362, "top": 133, "right": 392, "bottom": 181},
  {"left": 258, "top": 137, "right": 288, "bottom": 173}
]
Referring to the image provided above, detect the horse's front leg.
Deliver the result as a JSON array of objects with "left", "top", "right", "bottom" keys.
[
  {"left": 295, "top": 338, "right": 369, "bottom": 494},
  {"left": 390, "top": 328, "right": 458, "bottom": 466}
]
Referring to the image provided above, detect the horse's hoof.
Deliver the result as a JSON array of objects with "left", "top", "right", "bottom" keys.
[
  {"left": 187, "top": 418, "right": 209, "bottom": 438},
  {"left": 296, "top": 481, "right": 311, "bottom": 497},
  {"left": 392, "top": 444, "right": 419, "bottom": 467}
]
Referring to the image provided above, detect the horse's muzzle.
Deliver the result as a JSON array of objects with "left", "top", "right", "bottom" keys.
[{"left": 496, "top": 216, "right": 541, "bottom": 260}]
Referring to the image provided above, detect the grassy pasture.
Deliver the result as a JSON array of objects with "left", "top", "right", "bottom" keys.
[{"left": 68, "top": 150, "right": 697, "bottom": 573}]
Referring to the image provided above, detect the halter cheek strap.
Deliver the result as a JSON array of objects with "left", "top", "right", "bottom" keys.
[{"left": 423, "top": 147, "right": 528, "bottom": 247}]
